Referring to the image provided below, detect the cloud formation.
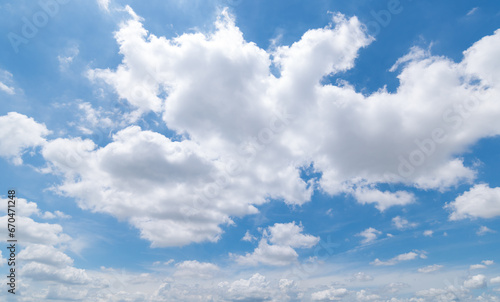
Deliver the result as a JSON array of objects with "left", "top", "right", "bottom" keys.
[
  {"left": 0, "top": 113, "right": 50, "bottom": 165},
  {"left": 357, "top": 227, "right": 382, "bottom": 244},
  {"left": 41, "top": 6, "right": 500, "bottom": 250},
  {"left": 234, "top": 222, "right": 319, "bottom": 266},
  {"left": 446, "top": 184, "right": 500, "bottom": 220}
]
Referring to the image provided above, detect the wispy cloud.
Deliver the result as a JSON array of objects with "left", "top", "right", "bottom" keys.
[{"left": 371, "top": 251, "right": 426, "bottom": 266}]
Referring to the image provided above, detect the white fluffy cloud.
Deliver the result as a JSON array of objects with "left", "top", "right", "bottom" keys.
[
  {"left": 462, "top": 29, "right": 500, "bottom": 86},
  {"left": 173, "top": 260, "right": 219, "bottom": 279},
  {"left": 18, "top": 244, "right": 73, "bottom": 268},
  {"left": 353, "top": 188, "right": 415, "bottom": 211},
  {"left": 311, "top": 287, "right": 349, "bottom": 301},
  {"left": 220, "top": 273, "right": 273, "bottom": 301},
  {"left": 234, "top": 222, "right": 319, "bottom": 266},
  {"left": 266, "top": 222, "right": 320, "bottom": 248},
  {"left": 0, "top": 112, "right": 50, "bottom": 164},
  {"left": 0, "top": 198, "right": 79, "bottom": 291},
  {"left": 0, "top": 216, "right": 70, "bottom": 245},
  {"left": 0, "top": 198, "right": 93, "bottom": 295},
  {"left": 0, "top": 197, "right": 70, "bottom": 221},
  {"left": 42, "top": 126, "right": 256, "bottom": 247},
  {"left": 76, "top": 101, "right": 115, "bottom": 131},
  {"left": 470, "top": 260, "right": 495, "bottom": 270},
  {"left": 23, "top": 262, "right": 91, "bottom": 285},
  {"left": 463, "top": 274, "right": 487, "bottom": 289},
  {"left": 7, "top": 197, "right": 40, "bottom": 217},
  {"left": 234, "top": 239, "right": 299, "bottom": 267},
  {"left": 446, "top": 184, "right": 500, "bottom": 220},
  {"left": 0, "top": 82, "right": 15, "bottom": 95}
]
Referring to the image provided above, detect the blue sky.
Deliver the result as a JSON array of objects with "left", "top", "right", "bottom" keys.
[{"left": 1, "top": 0, "right": 500, "bottom": 301}]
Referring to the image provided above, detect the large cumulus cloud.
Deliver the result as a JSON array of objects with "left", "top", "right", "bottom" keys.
[{"left": 41, "top": 6, "right": 500, "bottom": 247}]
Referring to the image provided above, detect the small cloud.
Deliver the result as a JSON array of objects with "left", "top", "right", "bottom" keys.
[
  {"left": 418, "top": 264, "right": 443, "bottom": 273},
  {"left": 466, "top": 7, "right": 478, "bottom": 16},
  {"left": 54, "top": 211, "right": 71, "bottom": 219},
  {"left": 371, "top": 251, "right": 425, "bottom": 266},
  {"left": 354, "top": 188, "right": 415, "bottom": 211},
  {"left": 78, "top": 126, "right": 93, "bottom": 135},
  {"left": 392, "top": 216, "right": 418, "bottom": 230},
  {"left": 423, "top": 230, "right": 433, "bottom": 237},
  {"left": 463, "top": 274, "right": 486, "bottom": 289},
  {"left": 491, "top": 276, "right": 500, "bottom": 284},
  {"left": 164, "top": 259, "right": 174, "bottom": 265},
  {"left": 0, "top": 69, "right": 16, "bottom": 95},
  {"left": 477, "top": 226, "right": 496, "bottom": 236},
  {"left": 470, "top": 260, "right": 494, "bottom": 270},
  {"left": 357, "top": 227, "right": 382, "bottom": 244},
  {"left": 154, "top": 259, "right": 174, "bottom": 266},
  {"left": 58, "top": 45, "right": 79, "bottom": 71},
  {"left": 75, "top": 101, "right": 115, "bottom": 132},
  {"left": 41, "top": 211, "right": 55, "bottom": 219},
  {"left": 0, "top": 82, "right": 15, "bottom": 95},
  {"left": 242, "top": 230, "right": 256, "bottom": 242},
  {"left": 234, "top": 222, "right": 319, "bottom": 267},
  {"left": 41, "top": 210, "right": 71, "bottom": 219}
]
